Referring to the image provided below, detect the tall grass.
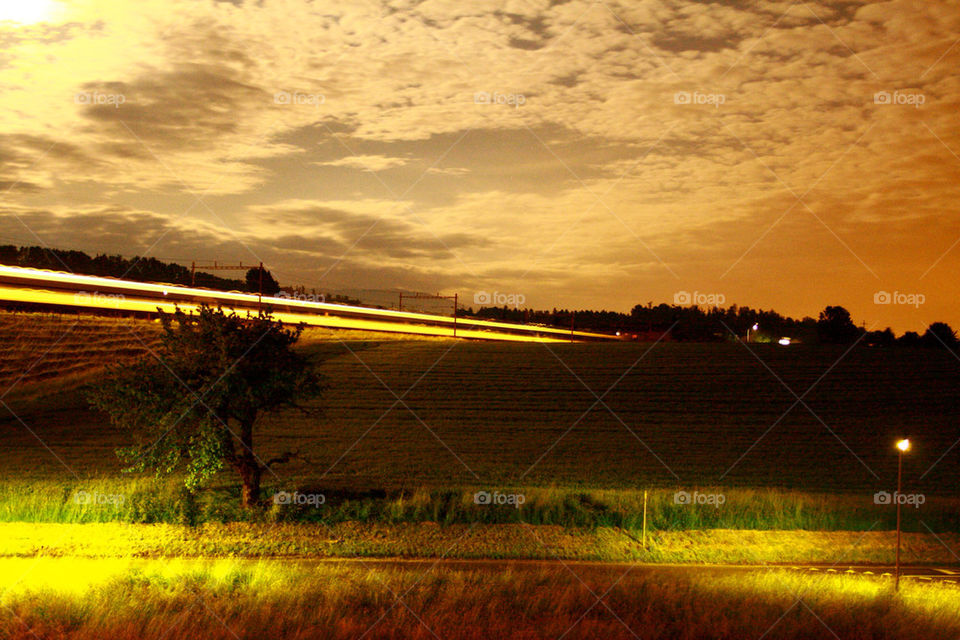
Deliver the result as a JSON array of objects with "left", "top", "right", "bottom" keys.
[
  {"left": 1, "top": 480, "right": 957, "bottom": 532},
  {"left": 0, "top": 557, "right": 957, "bottom": 639}
]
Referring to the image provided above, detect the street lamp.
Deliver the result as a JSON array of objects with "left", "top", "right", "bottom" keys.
[
  {"left": 747, "top": 323, "right": 758, "bottom": 343},
  {"left": 895, "top": 438, "right": 911, "bottom": 591}
]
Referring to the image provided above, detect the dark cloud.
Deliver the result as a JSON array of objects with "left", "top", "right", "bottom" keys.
[
  {"left": 79, "top": 63, "right": 264, "bottom": 149},
  {"left": 248, "top": 200, "right": 489, "bottom": 261}
]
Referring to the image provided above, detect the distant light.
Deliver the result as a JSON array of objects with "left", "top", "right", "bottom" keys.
[
  {"left": 896, "top": 439, "right": 911, "bottom": 452},
  {"left": 162, "top": 289, "right": 168, "bottom": 295},
  {"left": 778, "top": 337, "right": 791, "bottom": 346},
  {"left": 616, "top": 331, "right": 621, "bottom": 336},
  {"left": 752, "top": 323, "right": 759, "bottom": 331}
]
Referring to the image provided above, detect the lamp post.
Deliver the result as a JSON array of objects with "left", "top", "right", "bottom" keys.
[
  {"left": 895, "top": 438, "right": 911, "bottom": 591},
  {"left": 747, "top": 323, "right": 758, "bottom": 343}
]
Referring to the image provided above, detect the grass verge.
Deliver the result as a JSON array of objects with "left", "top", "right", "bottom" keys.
[
  {"left": 2, "top": 480, "right": 956, "bottom": 533},
  {"left": 0, "top": 522, "right": 957, "bottom": 565}
]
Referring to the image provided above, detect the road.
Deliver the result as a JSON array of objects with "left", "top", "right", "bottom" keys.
[{"left": 287, "top": 557, "right": 960, "bottom": 584}]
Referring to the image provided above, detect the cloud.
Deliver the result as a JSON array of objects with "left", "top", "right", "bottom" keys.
[
  {"left": 243, "top": 198, "right": 490, "bottom": 262},
  {"left": 314, "top": 154, "right": 410, "bottom": 172},
  {"left": 426, "top": 166, "right": 470, "bottom": 176},
  {"left": 0, "top": 0, "right": 958, "bottom": 331}
]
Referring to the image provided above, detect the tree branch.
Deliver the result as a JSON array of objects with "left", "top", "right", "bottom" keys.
[{"left": 264, "top": 449, "right": 310, "bottom": 468}]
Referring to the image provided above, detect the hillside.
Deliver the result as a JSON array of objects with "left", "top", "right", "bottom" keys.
[{"left": 2, "top": 322, "right": 957, "bottom": 494}]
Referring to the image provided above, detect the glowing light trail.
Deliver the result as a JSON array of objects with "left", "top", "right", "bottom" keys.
[{"left": 0, "top": 266, "right": 618, "bottom": 343}]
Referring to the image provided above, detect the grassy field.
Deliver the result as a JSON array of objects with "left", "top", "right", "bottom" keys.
[
  {"left": 0, "top": 312, "right": 425, "bottom": 399},
  {"left": 299, "top": 340, "right": 960, "bottom": 493},
  {"left": 1, "top": 323, "right": 958, "bottom": 531},
  {"left": 0, "top": 312, "right": 160, "bottom": 396},
  {"left": 3, "top": 336, "right": 958, "bottom": 491},
  {"left": 2, "top": 313, "right": 959, "bottom": 638},
  {"left": 0, "top": 557, "right": 958, "bottom": 639}
]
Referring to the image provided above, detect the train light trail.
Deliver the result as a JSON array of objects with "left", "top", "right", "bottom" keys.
[{"left": 0, "top": 266, "right": 619, "bottom": 343}]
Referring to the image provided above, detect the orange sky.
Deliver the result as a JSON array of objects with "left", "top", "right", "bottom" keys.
[{"left": 0, "top": 0, "right": 958, "bottom": 332}]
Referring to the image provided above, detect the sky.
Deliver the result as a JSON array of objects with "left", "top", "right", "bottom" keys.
[{"left": 0, "top": 0, "right": 958, "bottom": 332}]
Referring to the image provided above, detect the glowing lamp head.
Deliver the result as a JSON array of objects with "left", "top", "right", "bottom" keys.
[
  {"left": 896, "top": 439, "right": 911, "bottom": 452},
  {"left": 751, "top": 323, "right": 759, "bottom": 331}
]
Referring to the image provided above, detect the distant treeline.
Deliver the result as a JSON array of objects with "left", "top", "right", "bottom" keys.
[
  {"left": 0, "top": 244, "right": 358, "bottom": 306},
  {"left": 472, "top": 303, "right": 959, "bottom": 348},
  {"left": 0, "top": 245, "right": 249, "bottom": 291}
]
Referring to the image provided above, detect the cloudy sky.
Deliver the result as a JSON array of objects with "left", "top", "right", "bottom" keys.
[{"left": 1, "top": 0, "right": 958, "bottom": 331}]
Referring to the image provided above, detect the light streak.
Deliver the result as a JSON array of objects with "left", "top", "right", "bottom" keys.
[{"left": 0, "top": 266, "right": 618, "bottom": 343}]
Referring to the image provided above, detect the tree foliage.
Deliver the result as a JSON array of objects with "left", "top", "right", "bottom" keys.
[
  {"left": 246, "top": 266, "right": 281, "bottom": 296},
  {"left": 0, "top": 244, "right": 247, "bottom": 291},
  {"left": 921, "top": 322, "right": 958, "bottom": 350},
  {"left": 87, "top": 305, "right": 325, "bottom": 507},
  {"left": 816, "top": 306, "right": 862, "bottom": 344}
]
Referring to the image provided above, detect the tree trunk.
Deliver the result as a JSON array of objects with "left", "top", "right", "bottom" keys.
[
  {"left": 239, "top": 462, "right": 261, "bottom": 508},
  {"left": 236, "top": 416, "right": 261, "bottom": 509}
]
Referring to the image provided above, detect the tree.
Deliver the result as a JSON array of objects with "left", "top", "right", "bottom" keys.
[
  {"left": 246, "top": 266, "right": 281, "bottom": 296},
  {"left": 88, "top": 305, "right": 325, "bottom": 507},
  {"left": 866, "top": 328, "right": 896, "bottom": 347},
  {"left": 816, "top": 306, "right": 861, "bottom": 344},
  {"left": 897, "top": 331, "right": 921, "bottom": 348},
  {"left": 921, "top": 322, "right": 958, "bottom": 350}
]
